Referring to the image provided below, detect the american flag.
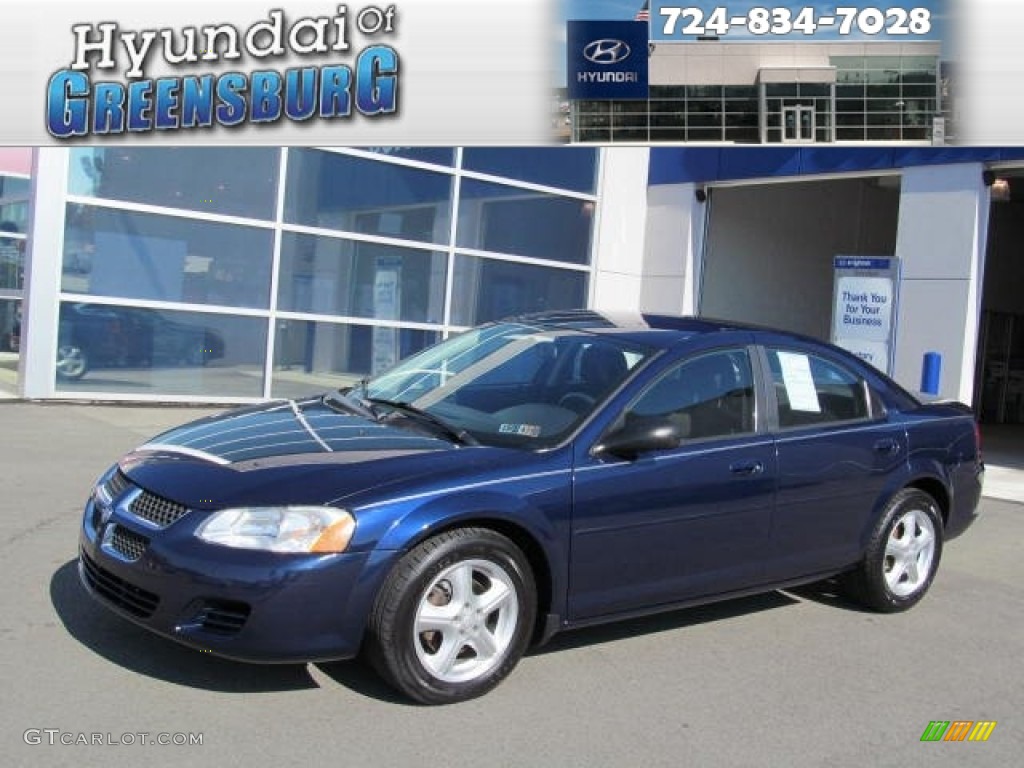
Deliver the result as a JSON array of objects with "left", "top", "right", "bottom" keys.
[{"left": 635, "top": 1, "right": 650, "bottom": 22}]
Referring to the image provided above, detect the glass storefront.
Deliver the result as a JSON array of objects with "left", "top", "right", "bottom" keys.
[
  {"left": 572, "top": 54, "right": 939, "bottom": 145},
  {"left": 0, "top": 171, "right": 29, "bottom": 396},
  {"left": 48, "top": 147, "right": 599, "bottom": 400}
]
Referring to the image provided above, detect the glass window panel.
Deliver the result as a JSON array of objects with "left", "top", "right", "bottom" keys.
[
  {"left": 612, "top": 128, "right": 650, "bottom": 141},
  {"left": 577, "top": 100, "right": 612, "bottom": 114},
  {"left": 55, "top": 302, "right": 266, "bottom": 397},
  {"left": 865, "top": 69, "right": 901, "bottom": 85},
  {"left": 866, "top": 84, "right": 901, "bottom": 99},
  {"left": 62, "top": 205, "right": 272, "bottom": 309},
  {"left": 836, "top": 70, "right": 866, "bottom": 85},
  {"left": 902, "top": 84, "right": 937, "bottom": 98},
  {"left": 869, "top": 56, "right": 902, "bottom": 70},
  {"left": 0, "top": 176, "right": 30, "bottom": 199},
  {"left": 686, "top": 85, "right": 721, "bottom": 98},
  {"left": 271, "top": 319, "right": 440, "bottom": 398},
  {"left": 867, "top": 98, "right": 905, "bottom": 113},
  {"left": 687, "top": 113, "right": 722, "bottom": 128},
  {"left": 867, "top": 111, "right": 902, "bottom": 126},
  {"left": 651, "top": 100, "right": 687, "bottom": 113},
  {"left": 285, "top": 149, "right": 452, "bottom": 246},
  {"left": 578, "top": 114, "right": 611, "bottom": 129},
  {"left": 687, "top": 127, "right": 724, "bottom": 141},
  {"left": 836, "top": 84, "right": 865, "bottom": 99},
  {"left": 798, "top": 83, "right": 830, "bottom": 97},
  {"left": 359, "top": 148, "right": 454, "bottom": 165},
  {"left": 836, "top": 126, "right": 865, "bottom": 140},
  {"left": 725, "top": 126, "right": 760, "bottom": 143},
  {"left": 462, "top": 148, "right": 597, "bottom": 194},
  {"left": 612, "top": 102, "right": 648, "bottom": 114},
  {"left": 0, "top": 232, "right": 25, "bottom": 291},
  {"left": 650, "top": 86, "right": 686, "bottom": 99},
  {"left": 725, "top": 113, "right": 758, "bottom": 128},
  {"left": 723, "top": 86, "right": 757, "bottom": 99},
  {"left": 901, "top": 56, "right": 937, "bottom": 73},
  {"left": 649, "top": 128, "right": 687, "bottom": 142},
  {"left": 0, "top": 298, "right": 20, "bottom": 357},
  {"left": 578, "top": 128, "right": 611, "bottom": 142},
  {"left": 688, "top": 99, "right": 722, "bottom": 113},
  {"left": 767, "top": 348, "right": 868, "bottom": 427},
  {"left": 866, "top": 126, "right": 901, "bottom": 140},
  {"left": 68, "top": 148, "right": 278, "bottom": 220},
  {"left": 457, "top": 179, "right": 594, "bottom": 265},
  {"left": 451, "top": 256, "right": 587, "bottom": 326},
  {"left": 836, "top": 113, "right": 866, "bottom": 126},
  {"left": 651, "top": 112, "right": 686, "bottom": 128},
  {"left": 0, "top": 201, "right": 29, "bottom": 233},
  {"left": 277, "top": 233, "right": 446, "bottom": 324},
  {"left": 765, "top": 84, "right": 799, "bottom": 98},
  {"left": 836, "top": 99, "right": 865, "bottom": 113},
  {"left": 613, "top": 114, "right": 649, "bottom": 129},
  {"left": 724, "top": 100, "right": 759, "bottom": 114}
]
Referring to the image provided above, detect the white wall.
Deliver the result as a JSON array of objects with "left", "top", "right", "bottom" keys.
[
  {"left": 892, "top": 163, "right": 989, "bottom": 403},
  {"left": 699, "top": 178, "right": 900, "bottom": 339}
]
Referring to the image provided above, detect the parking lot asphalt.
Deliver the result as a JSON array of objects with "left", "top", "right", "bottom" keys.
[{"left": 1, "top": 402, "right": 1021, "bottom": 768}]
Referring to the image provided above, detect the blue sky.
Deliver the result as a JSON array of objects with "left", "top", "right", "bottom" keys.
[{"left": 561, "top": 1, "right": 948, "bottom": 46}]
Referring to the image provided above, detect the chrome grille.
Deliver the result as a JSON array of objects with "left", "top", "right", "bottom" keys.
[
  {"left": 109, "top": 525, "right": 148, "bottom": 561},
  {"left": 80, "top": 551, "right": 160, "bottom": 619},
  {"left": 130, "top": 490, "right": 189, "bottom": 528}
]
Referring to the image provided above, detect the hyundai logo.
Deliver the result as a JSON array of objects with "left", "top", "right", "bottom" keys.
[{"left": 583, "top": 39, "right": 631, "bottom": 65}]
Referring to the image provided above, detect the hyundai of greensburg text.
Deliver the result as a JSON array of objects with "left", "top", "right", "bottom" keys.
[{"left": 79, "top": 312, "right": 983, "bottom": 703}]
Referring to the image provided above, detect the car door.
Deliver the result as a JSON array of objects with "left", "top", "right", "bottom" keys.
[
  {"left": 568, "top": 345, "right": 776, "bottom": 621},
  {"left": 758, "top": 342, "right": 908, "bottom": 581}
]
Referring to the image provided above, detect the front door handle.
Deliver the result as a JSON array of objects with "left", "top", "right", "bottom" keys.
[
  {"left": 730, "top": 461, "right": 764, "bottom": 476},
  {"left": 873, "top": 438, "right": 900, "bottom": 455}
]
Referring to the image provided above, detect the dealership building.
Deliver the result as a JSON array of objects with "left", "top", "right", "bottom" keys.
[{"left": 1, "top": 145, "right": 1022, "bottom": 426}]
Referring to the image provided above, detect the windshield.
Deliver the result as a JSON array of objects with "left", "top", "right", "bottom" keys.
[{"left": 356, "top": 322, "right": 654, "bottom": 449}]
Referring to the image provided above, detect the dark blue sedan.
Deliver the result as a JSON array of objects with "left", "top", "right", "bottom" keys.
[{"left": 79, "top": 311, "right": 983, "bottom": 703}]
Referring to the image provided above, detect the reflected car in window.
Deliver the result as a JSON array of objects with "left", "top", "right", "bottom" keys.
[
  {"left": 56, "top": 303, "right": 225, "bottom": 380},
  {"left": 78, "top": 311, "right": 983, "bottom": 703}
]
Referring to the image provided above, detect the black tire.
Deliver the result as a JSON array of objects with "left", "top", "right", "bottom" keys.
[
  {"left": 365, "top": 527, "right": 536, "bottom": 704},
  {"left": 843, "top": 488, "right": 943, "bottom": 613}
]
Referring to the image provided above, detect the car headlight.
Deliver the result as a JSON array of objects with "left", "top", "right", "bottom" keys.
[{"left": 195, "top": 507, "right": 356, "bottom": 554}]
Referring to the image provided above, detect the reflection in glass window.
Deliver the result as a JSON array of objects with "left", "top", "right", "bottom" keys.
[
  {"left": 457, "top": 179, "right": 594, "bottom": 265},
  {"left": 451, "top": 255, "right": 587, "bottom": 326},
  {"left": 359, "top": 148, "right": 455, "bottom": 166},
  {"left": 54, "top": 302, "right": 267, "bottom": 397},
  {"left": 766, "top": 349, "right": 869, "bottom": 427},
  {"left": 68, "top": 148, "right": 279, "bottom": 220},
  {"left": 285, "top": 149, "right": 452, "bottom": 245},
  {"left": 462, "top": 148, "right": 597, "bottom": 193},
  {"left": 0, "top": 230, "right": 25, "bottom": 291},
  {"left": 62, "top": 205, "right": 273, "bottom": 309},
  {"left": 0, "top": 299, "right": 20, "bottom": 354},
  {"left": 271, "top": 319, "right": 440, "bottom": 398},
  {"left": 627, "top": 349, "right": 755, "bottom": 440},
  {"left": 277, "top": 233, "right": 447, "bottom": 324}
]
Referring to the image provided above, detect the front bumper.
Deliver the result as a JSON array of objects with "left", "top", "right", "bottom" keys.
[{"left": 78, "top": 493, "right": 375, "bottom": 663}]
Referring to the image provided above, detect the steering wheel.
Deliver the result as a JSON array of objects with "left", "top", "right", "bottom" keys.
[{"left": 558, "top": 392, "right": 596, "bottom": 414}]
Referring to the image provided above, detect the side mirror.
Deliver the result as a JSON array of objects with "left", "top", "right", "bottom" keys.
[{"left": 593, "top": 417, "right": 683, "bottom": 460}]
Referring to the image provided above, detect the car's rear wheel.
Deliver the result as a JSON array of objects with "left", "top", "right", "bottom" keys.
[
  {"left": 56, "top": 344, "right": 89, "bottom": 380},
  {"left": 366, "top": 527, "right": 536, "bottom": 704},
  {"left": 843, "top": 488, "right": 943, "bottom": 612}
]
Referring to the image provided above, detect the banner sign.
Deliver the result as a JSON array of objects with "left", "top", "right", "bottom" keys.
[
  {"left": 567, "top": 21, "right": 649, "bottom": 100},
  {"left": 831, "top": 256, "right": 899, "bottom": 374}
]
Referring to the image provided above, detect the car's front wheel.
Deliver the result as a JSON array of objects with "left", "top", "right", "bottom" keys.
[
  {"left": 843, "top": 488, "right": 943, "bottom": 612},
  {"left": 366, "top": 527, "right": 536, "bottom": 704}
]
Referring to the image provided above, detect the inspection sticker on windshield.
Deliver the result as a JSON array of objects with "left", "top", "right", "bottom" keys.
[{"left": 499, "top": 423, "right": 541, "bottom": 438}]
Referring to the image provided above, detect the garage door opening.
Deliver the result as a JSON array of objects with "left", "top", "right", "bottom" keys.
[
  {"left": 976, "top": 172, "right": 1024, "bottom": 425},
  {"left": 699, "top": 176, "right": 901, "bottom": 343}
]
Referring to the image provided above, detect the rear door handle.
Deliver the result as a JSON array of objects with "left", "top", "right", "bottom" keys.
[
  {"left": 730, "top": 461, "right": 764, "bottom": 476},
  {"left": 873, "top": 438, "right": 900, "bottom": 455}
]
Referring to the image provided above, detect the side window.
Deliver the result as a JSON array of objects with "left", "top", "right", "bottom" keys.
[
  {"left": 627, "top": 348, "right": 756, "bottom": 441},
  {"left": 766, "top": 348, "right": 869, "bottom": 428}
]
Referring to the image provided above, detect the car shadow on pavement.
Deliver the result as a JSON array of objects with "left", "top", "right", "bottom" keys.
[
  {"left": 313, "top": 660, "right": 414, "bottom": 705},
  {"left": 531, "top": 591, "right": 800, "bottom": 656},
  {"left": 50, "top": 560, "right": 319, "bottom": 693},
  {"left": 784, "top": 577, "right": 876, "bottom": 613}
]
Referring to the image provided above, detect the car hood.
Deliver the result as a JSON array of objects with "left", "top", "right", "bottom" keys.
[{"left": 118, "top": 396, "right": 532, "bottom": 510}]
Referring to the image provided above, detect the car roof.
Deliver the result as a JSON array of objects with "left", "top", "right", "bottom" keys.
[{"left": 505, "top": 310, "right": 762, "bottom": 349}]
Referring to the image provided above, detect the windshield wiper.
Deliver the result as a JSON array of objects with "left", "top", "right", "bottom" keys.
[
  {"left": 322, "top": 390, "right": 378, "bottom": 421},
  {"left": 366, "top": 398, "right": 478, "bottom": 446}
]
